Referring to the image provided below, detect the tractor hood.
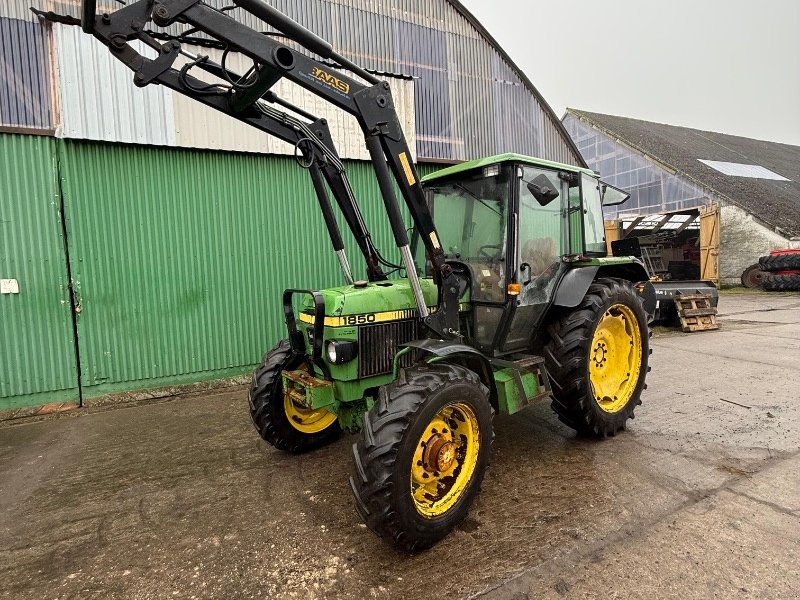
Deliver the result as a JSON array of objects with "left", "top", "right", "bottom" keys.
[{"left": 300, "top": 278, "right": 439, "bottom": 324}]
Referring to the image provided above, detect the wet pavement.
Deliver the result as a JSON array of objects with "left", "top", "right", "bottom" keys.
[{"left": 1, "top": 292, "right": 798, "bottom": 599}]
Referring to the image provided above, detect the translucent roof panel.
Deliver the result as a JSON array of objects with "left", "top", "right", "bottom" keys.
[{"left": 698, "top": 160, "right": 790, "bottom": 181}]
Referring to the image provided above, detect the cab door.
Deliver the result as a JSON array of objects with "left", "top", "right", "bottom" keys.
[{"left": 501, "top": 167, "right": 568, "bottom": 351}]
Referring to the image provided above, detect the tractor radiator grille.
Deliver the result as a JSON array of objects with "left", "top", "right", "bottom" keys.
[{"left": 359, "top": 319, "right": 420, "bottom": 378}]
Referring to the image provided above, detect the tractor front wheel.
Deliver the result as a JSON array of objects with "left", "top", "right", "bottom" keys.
[
  {"left": 249, "top": 340, "right": 341, "bottom": 454},
  {"left": 544, "top": 278, "right": 650, "bottom": 437},
  {"left": 350, "top": 364, "right": 493, "bottom": 551}
]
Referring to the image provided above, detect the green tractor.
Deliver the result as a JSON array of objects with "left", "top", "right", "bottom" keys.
[
  {"left": 252, "top": 154, "right": 653, "bottom": 549},
  {"left": 73, "top": 0, "right": 655, "bottom": 551}
]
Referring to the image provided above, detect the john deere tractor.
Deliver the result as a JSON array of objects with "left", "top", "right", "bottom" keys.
[{"left": 70, "top": 0, "right": 655, "bottom": 550}]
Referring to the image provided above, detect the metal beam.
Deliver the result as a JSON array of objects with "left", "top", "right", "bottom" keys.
[
  {"left": 674, "top": 214, "right": 699, "bottom": 234},
  {"left": 650, "top": 214, "right": 674, "bottom": 234},
  {"left": 623, "top": 217, "right": 645, "bottom": 238}
]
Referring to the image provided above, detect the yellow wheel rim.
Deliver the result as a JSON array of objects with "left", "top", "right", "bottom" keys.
[
  {"left": 282, "top": 365, "right": 337, "bottom": 434},
  {"left": 589, "top": 303, "right": 643, "bottom": 414},
  {"left": 283, "top": 396, "right": 337, "bottom": 434},
  {"left": 410, "top": 402, "right": 480, "bottom": 518}
]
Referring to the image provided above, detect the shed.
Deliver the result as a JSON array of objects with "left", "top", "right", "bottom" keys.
[{"left": 564, "top": 110, "right": 800, "bottom": 286}]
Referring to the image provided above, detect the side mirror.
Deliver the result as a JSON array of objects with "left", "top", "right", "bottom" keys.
[{"left": 527, "top": 174, "right": 560, "bottom": 206}]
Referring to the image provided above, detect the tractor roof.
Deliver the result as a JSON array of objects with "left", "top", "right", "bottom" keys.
[{"left": 421, "top": 153, "right": 596, "bottom": 183}]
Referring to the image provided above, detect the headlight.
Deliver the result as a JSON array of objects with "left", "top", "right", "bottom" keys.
[{"left": 326, "top": 340, "right": 358, "bottom": 365}]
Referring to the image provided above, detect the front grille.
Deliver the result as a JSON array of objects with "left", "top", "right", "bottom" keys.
[{"left": 359, "top": 319, "right": 420, "bottom": 377}]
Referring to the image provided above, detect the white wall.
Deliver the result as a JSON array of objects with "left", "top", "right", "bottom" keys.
[{"left": 720, "top": 203, "right": 800, "bottom": 286}]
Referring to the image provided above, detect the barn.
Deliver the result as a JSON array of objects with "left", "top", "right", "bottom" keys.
[{"left": 0, "top": 0, "right": 582, "bottom": 412}]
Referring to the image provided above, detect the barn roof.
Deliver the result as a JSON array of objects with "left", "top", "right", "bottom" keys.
[{"left": 567, "top": 110, "right": 800, "bottom": 237}]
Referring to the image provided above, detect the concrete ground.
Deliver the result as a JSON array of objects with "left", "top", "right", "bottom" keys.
[{"left": 1, "top": 292, "right": 798, "bottom": 600}]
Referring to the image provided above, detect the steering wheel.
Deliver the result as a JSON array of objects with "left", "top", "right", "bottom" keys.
[{"left": 478, "top": 244, "right": 503, "bottom": 259}]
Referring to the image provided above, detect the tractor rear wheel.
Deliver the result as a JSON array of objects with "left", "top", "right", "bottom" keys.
[
  {"left": 249, "top": 340, "right": 340, "bottom": 453},
  {"left": 544, "top": 278, "right": 650, "bottom": 437},
  {"left": 350, "top": 363, "right": 493, "bottom": 551}
]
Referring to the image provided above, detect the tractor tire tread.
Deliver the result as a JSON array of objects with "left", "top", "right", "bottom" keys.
[
  {"left": 249, "top": 340, "right": 340, "bottom": 454},
  {"left": 759, "top": 254, "right": 800, "bottom": 272},
  {"left": 350, "top": 363, "right": 492, "bottom": 552},
  {"left": 762, "top": 273, "right": 800, "bottom": 292},
  {"left": 544, "top": 277, "right": 650, "bottom": 438}
]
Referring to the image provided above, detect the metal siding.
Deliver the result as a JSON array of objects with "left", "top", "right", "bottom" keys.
[
  {"left": 32, "top": 0, "right": 579, "bottom": 160},
  {"left": 392, "top": 18, "right": 452, "bottom": 160},
  {"left": 14, "top": 2, "right": 121, "bottom": 21},
  {"left": 1, "top": 0, "right": 41, "bottom": 21},
  {"left": 0, "top": 134, "right": 78, "bottom": 407},
  {"left": 171, "top": 45, "right": 416, "bottom": 161},
  {"left": 53, "top": 24, "right": 177, "bottom": 146},
  {"left": 57, "top": 140, "right": 422, "bottom": 393},
  {"left": 0, "top": 17, "right": 54, "bottom": 131}
]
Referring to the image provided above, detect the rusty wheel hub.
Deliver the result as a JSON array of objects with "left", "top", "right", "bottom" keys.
[{"left": 423, "top": 434, "right": 456, "bottom": 473}]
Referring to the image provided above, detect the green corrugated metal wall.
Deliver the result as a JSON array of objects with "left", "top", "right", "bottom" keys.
[
  {"left": 1, "top": 132, "right": 442, "bottom": 408},
  {"left": 57, "top": 140, "right": 440, "bottom": 399},
  {"left": 0, "top": 134, "right": 79, "bottom": 409}
]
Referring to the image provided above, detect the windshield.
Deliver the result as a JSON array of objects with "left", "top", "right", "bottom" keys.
[{"left": 416, "top": 167, "right": 511, "bottom": 302}]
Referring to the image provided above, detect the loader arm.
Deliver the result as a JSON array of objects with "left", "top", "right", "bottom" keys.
[{"left": 68, "top": 0, "right": 462, "bottom": 339}]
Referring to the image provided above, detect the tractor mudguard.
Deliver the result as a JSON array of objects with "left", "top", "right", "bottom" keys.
[
  {"left": 401, "top": 340, "right": 498, "bottom": 409},
  {"left": 554, "top": 263, "right": 656, "bottom": 317},
  {"left": 553, "top": 267, "right": 599, "bottom": 308}
]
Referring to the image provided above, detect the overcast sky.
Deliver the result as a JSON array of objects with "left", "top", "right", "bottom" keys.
[{"left": 460, "top": 0, "right": 800, "bottom": 146}]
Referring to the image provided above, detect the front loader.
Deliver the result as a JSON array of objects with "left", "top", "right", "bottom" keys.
[{"left": 62, "top": 0, "right": 656, "bottom": 550}]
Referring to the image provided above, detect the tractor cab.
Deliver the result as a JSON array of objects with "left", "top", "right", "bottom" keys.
[{"left": 417, "top": 154, "right": 630, "bottom": 355}]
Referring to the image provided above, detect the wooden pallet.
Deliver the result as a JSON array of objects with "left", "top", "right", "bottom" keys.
[{"left": 675, "top": 294, "right": 719, "bottom": 332}]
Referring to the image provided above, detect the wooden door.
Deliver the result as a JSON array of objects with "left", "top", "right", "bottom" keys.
[{"left": 700, "top": 204, "right": 720, "bottom": 285}]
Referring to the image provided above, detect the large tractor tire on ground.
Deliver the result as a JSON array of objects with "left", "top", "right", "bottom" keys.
[
  {"left": 544, "top": 277, "right": 650, "bottom": 437},
  {"left": 350, "top": 363, "right": 493, "bottom": 551},
  {"left": 759, "top": 251, "right": 800, "bottom": 272},
  {"left": 741, "top": 264, "right": 768, "bottom": 289},
  {"left": 762, "top": 273, "right": 800, "bottom": 292},
  {"left": 249, "top": 340, "right": 340, "bottom": 453}
]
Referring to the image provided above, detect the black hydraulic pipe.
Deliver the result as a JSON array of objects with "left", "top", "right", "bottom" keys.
[
  {"left": 263, "top": 91, "right": 316, "bottom": 122},
  {"left": 308, "top": 162, "right": 346, "bottom": 252},
  {"left": 364, "top": 135, "right": 409, "bottom": 248},
  {"left": 232, "top": 0, "right": 379, "bottom": 85}
]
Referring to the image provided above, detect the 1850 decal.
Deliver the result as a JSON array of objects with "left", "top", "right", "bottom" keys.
[{"left": 342, "top": 314, "right": 377, "bottom": 326}]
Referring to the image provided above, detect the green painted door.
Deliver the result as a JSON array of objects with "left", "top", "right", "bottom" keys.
[{"left": 0, "top": 135, "right": 79, "bottom": 410}]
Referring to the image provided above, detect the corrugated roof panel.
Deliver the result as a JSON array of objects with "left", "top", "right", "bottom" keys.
[
  {"left": 0, "top": 17, "right": 54, "bottom": 131},
  {"left": 53, "top": 23, "right": 176, "bottom": 146}
]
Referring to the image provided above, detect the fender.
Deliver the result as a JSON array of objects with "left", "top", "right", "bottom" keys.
[
  {"left": 400, "top": 339, "right": 498, "bottom": 410},
  {"left": 553, "top": 262, "right": 656, "bottom": 317},
  {"left": 553, "top": 266, "right": 599, "bottom": 308}
]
